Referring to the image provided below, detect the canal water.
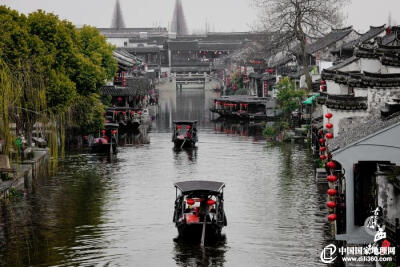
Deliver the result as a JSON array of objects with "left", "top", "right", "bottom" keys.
[{"left": 0, "top": 81, "right": 330, "bottom": 266}]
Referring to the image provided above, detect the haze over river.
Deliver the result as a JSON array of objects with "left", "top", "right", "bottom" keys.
[{"left": 0, "top": 81, "right": 329, "bottom": 266}]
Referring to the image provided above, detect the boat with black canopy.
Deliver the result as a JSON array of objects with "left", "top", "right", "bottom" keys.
[
  {"left": 172, "top": 121, "right": 198, "bottom": 149},
  {"left": 91, "top": 123, "right": 118, "bottom": 154},
  {"left": 173, "top": 180, "right": 227, "bottom": 245}
]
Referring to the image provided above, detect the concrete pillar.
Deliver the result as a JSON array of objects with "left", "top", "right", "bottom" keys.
[
  {"left": 340, "top": 161, "right": 355, "bottom": 236},
  {"left": 168, "top": 49, "right": 172, "bottom": 68}
]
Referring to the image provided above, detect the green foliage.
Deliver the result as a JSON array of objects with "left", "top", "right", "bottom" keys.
[
  {"left": 77, "top": 26, "right": 117, "bottom": 85},
  {"left": 8, "top": 187, "right": 23, "bottom": 199},
  {"left": 234, "top": 88, "right": 248, "bottom": 95},
  {"left": 263, "top": 125, "right": 276, "bottom": 137},
  {"left": 0, "top": 6, "right": 118, "bottom": 153},
  {"left": 276, "top": 77, "right": 306, "bottom": 118},
  {"left": 71, "top": 94, "right": 105, "bottom": 134},
  {"left": 0, "top": 6, "right": 30, "bottom": 67}
]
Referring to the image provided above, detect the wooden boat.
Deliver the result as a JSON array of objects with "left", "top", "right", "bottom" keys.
[
  {"left": 106, "top": 108, "right": 142, "bottom": 132},
  {"left": 173, "top": 181, "right": 227, "bottom": 244},
  {"left": 91, "top": 123, "right": 118, "bottom": 154},
  {"left": 172, "top": 121, "right": 198, "bottom": 149}
]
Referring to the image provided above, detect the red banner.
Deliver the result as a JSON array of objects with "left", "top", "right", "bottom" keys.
[{"left": 263, "top": 80, "right": 268, "bottom": 97}]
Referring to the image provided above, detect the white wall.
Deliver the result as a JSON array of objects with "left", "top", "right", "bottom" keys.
[
  {"left": 360, "top": 58, "right": 381, "bottom": 73},
  {"left": 354, "top": 88, "right": 368, "bottom": 97},
  {"left": 339, "top": 61, "right": 360, "bottom": 72},
  {"left": 326, "top": 81, "right": 349, "bottom": 95},
  {"left": 383, "top": 66, "right": 400, "bottom": 74},
  {"left": 368, "top": 88, "right": 400, "bottom": 116},
  {"left": 323, "top": 106, "right": 369, "bottom": 136},
  {"left": 106, "top": 37, "right": 129, "bottom": 47}
]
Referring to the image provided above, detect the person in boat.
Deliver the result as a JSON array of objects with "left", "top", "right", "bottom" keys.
[
  {"left": 186, "top": 127, "right": 192, "bottom": 139},
  {"left": 198, "top": 199, "right": 208, "bottom": 221}
]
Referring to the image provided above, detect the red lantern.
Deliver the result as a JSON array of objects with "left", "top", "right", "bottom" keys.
[
  {"left": 117, "top": 97, "right": 123, "bottom": 101},
  {"left": 327, "top": 201, "right": 337, "bottom": 208},
  {"left": 320, "top": 85, "right": 327, "bottom": 91},
  {"left": 327, "top": 175, "right": 338, "bottom": 182},
  {"left": 325, "top": 133, "right": 334, "bottom": 139},
  {"left": 186, "top": 125, "right": 191, "bottom": 130},
  {"left": 325, "top": 113, "right": 333, "bottom": 119},
  {"left": 320, "top": 80, "right": 326, "bottom": 85},
  {"left": 130, "top": 110, "right": 134, "bottom": 115},
  {"left": 112, "top": 130, "right": 117, "bottom": 135},
  {"left": 327, "top": 188, "right": 337, "bottom": 196},
  {"left": 328, "top": 214, "right": 337, "bottom": 221},
  {"left": 114, "top": 110, "right": 119, "bottom": 115},
  {"left": 320, "top": 155, "right": 327, "bottom": 160},
  {"left": 177, "top": 125, "right": 181, "bottom": 129},
  {"left": 319, "top": 138, "right": 325, "bottom": 144},
  {"left": 325, "top": 123, "right": 333, "bottom": 129},
  {"left": 207, "top": 199, "right": 216, "bottom": 205},
  {"left": 137, "top": 111, "right": 141, "bottom": 115},
  {"left": 326, "top": 161, "right": 336, "bottom": 169},
  {"left": 122, "top": 111, "right": 126, "bottom": 115},
  {"left": 320, "top": 147, "right": 326, "bottom": 152},
  {"left": 101, "top": 129, "right": 106, "bottom": 134},
  {"left": 186, "top": 198, "right": 195, "bottom": 205}
]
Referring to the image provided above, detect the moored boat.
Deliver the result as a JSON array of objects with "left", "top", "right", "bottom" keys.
[{"left": 91, "top": 123, "right": 119, "bottom": 154}]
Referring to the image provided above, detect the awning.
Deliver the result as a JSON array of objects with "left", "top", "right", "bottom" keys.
[{"left": 303, "top": 93, "right": 320, "bottom": 105}]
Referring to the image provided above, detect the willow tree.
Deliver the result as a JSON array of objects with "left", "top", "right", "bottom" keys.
[{"left": 255, "top": 0, "right": 347, "bottom": 90}]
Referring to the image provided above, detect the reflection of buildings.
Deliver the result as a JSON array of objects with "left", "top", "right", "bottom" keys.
[
  {"left": 155, "top": 81, "right": 215, "bottom": 131},
  {"left": 118, "top": 126, "right": 150, "bottom": 146},
  {"left": 213, "top": 120, "right": 266, "bottom": 140}
]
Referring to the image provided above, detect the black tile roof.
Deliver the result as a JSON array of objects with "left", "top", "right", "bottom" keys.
[
  {"left": 125, "top": 47, "right": 160, "bottom": 53},
  {"left": 322, "top": 69, "right": 400, "bottom": 88},
  {"left": 198, "top": 42, "right": 243, "bottom": 51},
  {"left": 101, "top": 78, "right": 151, "bottom": 96},
  {"left": 340, "top": 25, "right": 386, "bottom": 50},
  {"left": 307, "top": 27, "right": 355, "bottom": 54},
  {"left": 327, "top": 56, "right": 358, "bottom": 71},
  {"left": 329, "top": 112, "right": 400, "bottom": 152},
  {"left": 168, "top": 41, "right": 199, "bottom": 51}
]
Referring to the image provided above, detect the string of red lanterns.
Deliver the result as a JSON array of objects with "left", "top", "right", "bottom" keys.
[
  {"left": 320, "top": 80, "right": 327, "bottom": 91},
  {"left": 321, "top": 112, "right": 338, "bottom": 222}
]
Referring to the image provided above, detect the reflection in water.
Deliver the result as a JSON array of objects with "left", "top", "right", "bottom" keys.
[
  {"left": 213, "top": 120, "right": 269, "bottom": 141},
  {"left": 173, "top": 148, "right": 198, "bottom": 163},
  {"left": 173, "top": 236, "right": 227, "bottom": 267},
  {"left": 118, "top": 125, "right": 150, "bottom": 146},
  {"left": 0, "top": 81, "right": 329, "bottom": 266},
  {"left": 0, "top": 155, "right": 113, "bottom": 266}
]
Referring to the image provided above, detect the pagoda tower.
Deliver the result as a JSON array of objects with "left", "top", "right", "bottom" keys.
[
  {"left": 170, "top": 0, "right": 188, "bottom": 36},
  {"left": 111, "top": 0, "right": 126, "bottom": 29}
]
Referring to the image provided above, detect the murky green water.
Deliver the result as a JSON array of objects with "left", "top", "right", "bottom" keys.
[{"left": 0, "top": 81, "right": 330, "bottom": 266}]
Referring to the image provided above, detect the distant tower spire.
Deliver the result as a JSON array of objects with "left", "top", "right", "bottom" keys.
[
  {"left": 111, "top": 0, "right": 126, "bottom": 29},
  {"left": 171, "top": 0, "right": 188, "bottom": 36}
]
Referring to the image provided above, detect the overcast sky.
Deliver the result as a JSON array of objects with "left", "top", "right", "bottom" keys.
[{"left": 1, "top": 0, "right": 400, "bottom": 33}]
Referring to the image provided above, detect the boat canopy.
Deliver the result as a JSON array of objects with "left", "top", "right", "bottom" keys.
[
  {"left": 105, "top": 123, "right": 119, "bottom": 129},
  {"left": 174, "top": 180, "right": 225, "bottom": 194},
  {"left": 173, "top": 120, "right": 198, "bottom": 125}
]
